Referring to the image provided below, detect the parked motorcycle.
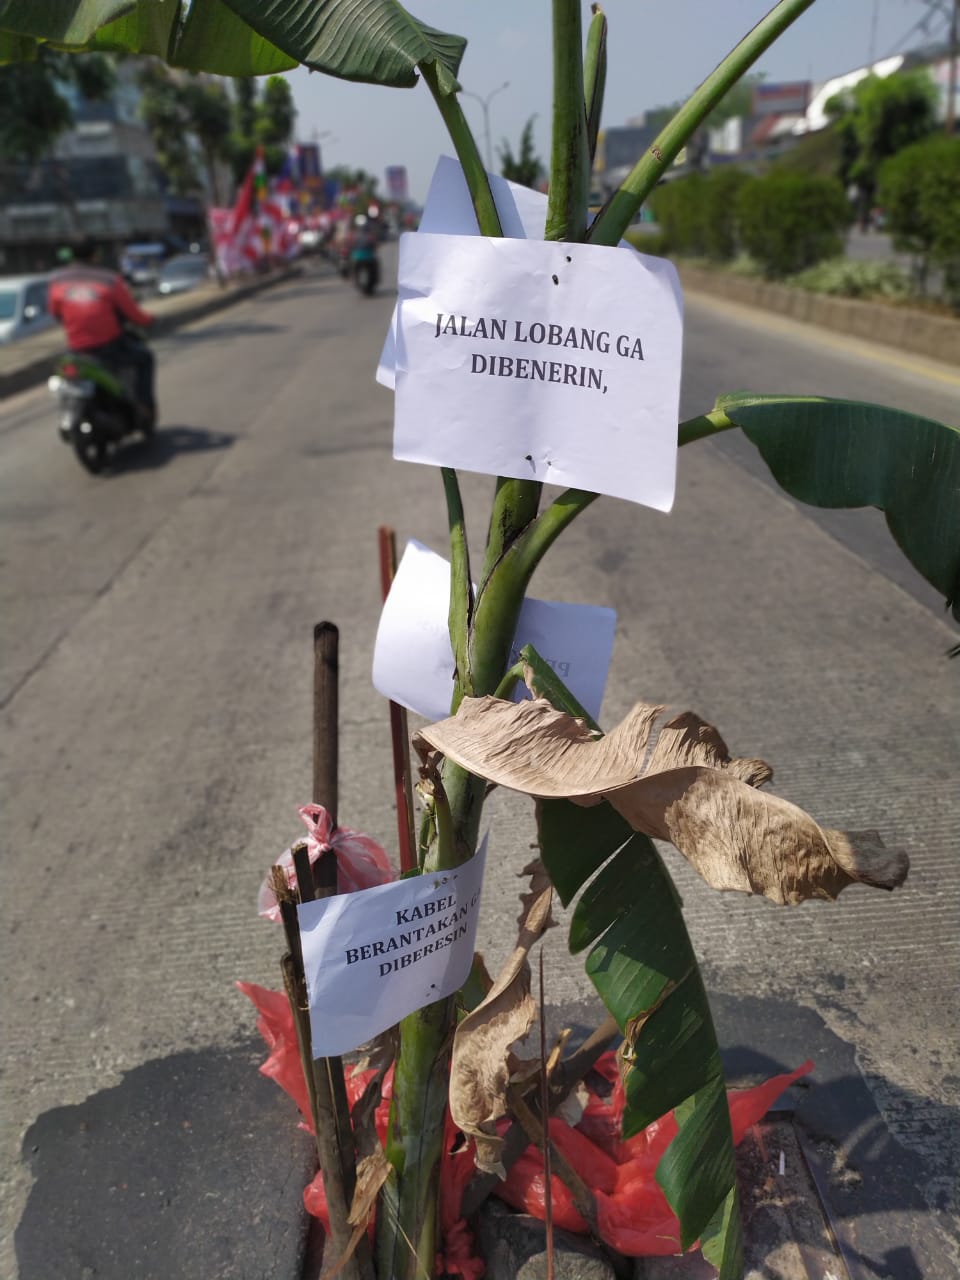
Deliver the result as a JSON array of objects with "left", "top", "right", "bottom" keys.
[{"left": 48, "top": 338, "right": 155, "bottom": 474}]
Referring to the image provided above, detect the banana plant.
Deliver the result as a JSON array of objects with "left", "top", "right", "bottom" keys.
[{"left": 7, "top": 2, "right": 957, "bottom": 1277}]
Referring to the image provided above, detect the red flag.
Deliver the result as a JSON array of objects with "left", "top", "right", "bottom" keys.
[{"left": 229, "top": 147, "right": 265, "bottom": 236}]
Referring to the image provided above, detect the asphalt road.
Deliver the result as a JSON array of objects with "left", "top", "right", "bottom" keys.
[{"left": 2, "top": 253, "right": 958, "bottom": 1278}]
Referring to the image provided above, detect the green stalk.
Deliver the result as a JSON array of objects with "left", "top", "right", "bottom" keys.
[
  {"left": 512, "top": 488, "right": 600, "bottom": 581},
  {"left": 583, "top": 4, "right": 608, "bottom": 171},
  {"left": 588, "top": 0, "right": 817, "bottom": 246},
  {"left": 379, "top": 993, "right": 456, "bottom": 1280},
  {"left": 546, "top": 0, "right": 590, "bottom": 242},
  {"left": 448, "top": 0, "right": 596, "bottom": 853},
  {"left": 494, "top": 662, "right": 526, "bottom": 700},
  {"left": 678, "top": 407, "right": 735, "bottom": 446},
  {"left": 421, "top": 60, "right": 503, "bottom": 237},
  {"left": 442, "top": 467, "right": 473, "bottom": 708},
  {"left": 478, "top": 478, "right": 543, "bottom": 590},
  {"left": 379, "top": 62, "right": 527, "bottom": 1280}
]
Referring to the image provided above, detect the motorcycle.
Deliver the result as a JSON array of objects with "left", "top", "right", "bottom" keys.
[
  {"left": 47, "top": 336, "right": 155, "bottom": 474},
  {"left": 351, "top": 242, "right": 380, "bottom": 296}
]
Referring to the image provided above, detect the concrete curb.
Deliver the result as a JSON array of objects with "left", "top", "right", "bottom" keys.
[
  {"left": 677, "top": 264, "right": 960, "bottom": 366},
  {"left": 0, "top": 267, "right": 302, "bottom": 402}
]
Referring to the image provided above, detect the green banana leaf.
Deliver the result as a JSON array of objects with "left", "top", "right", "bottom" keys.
[
  {"left": 87, "top": 0, "right": 179, "bottom": 59},
  {"left": 174, "top": 0, "right": 297, "bottom": 75},
  {"left": 85, "top": 0, "right": 298, "bottom": 73},
  {"left": 0, "top": 0, "right": 134, "bottom": 44},
  {"left": 0, "top": 28, "right": 36, "bottom": 59},
  {"left": 0, "top": 0, "right": 295, "bottom": 72},
  {"left": 1, "top": 0, "right": 464, "bottom": 86},
  {"left": 220, "top": 0, "right": 466, "bottom": 91},
  {"left": 540, "top": 804, "right": 742, "bottom": 1274},
  {"left": 530, "top": 634, "right": 742, "bottom": 1276},
  {"left": 685, "top": 394, "right": 960, "bottom": 622}
]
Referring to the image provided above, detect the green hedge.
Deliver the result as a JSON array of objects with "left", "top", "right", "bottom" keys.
[
  {"left": 735, "top": 172, "right": 851, "bottom": 278},
  {"left": 649, "top": 168, "right": 750, "bottom": 261},
  {"left": 650, "top": 168, "right": 850, "bottom": 277},
  {"left": 879, "top": 135, "right": 960, "bottom": 307}
]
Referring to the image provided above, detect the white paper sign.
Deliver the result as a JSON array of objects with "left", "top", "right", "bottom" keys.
[
  {"left": 377, "top": 156, "right": 683, "bottom": 391},
  {"left": 299, "top": 839, "right": 487, "bottom": 1058},
  {"left": 372, "top": 540, "right": 616, "bottom": 724},
  {"left": 392, "top": 232, "right": 682, "bottom": 511}
]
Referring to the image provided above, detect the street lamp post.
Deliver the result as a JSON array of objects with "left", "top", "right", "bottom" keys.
[{"left": 462, "top": 81, "right": 510, "bottom": 171}]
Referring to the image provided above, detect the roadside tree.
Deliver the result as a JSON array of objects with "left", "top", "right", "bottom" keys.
[
  {"left": 499, "top": 117, "right": 545, "bottom": 189},
  {"left": 879, "top": 134, "right": 960, "bottom": 306},
  {"left": 139, "top": 65, "right": 233, "bottom": 205},
  {"left": 736, "top": 171, "right": 851, "bottom": 277},
  {"left": 0, "top": 47, "right": 113, "bottom": 163},
  {"left": 826, "top": 69, "right": 938, "bottom": 228}
]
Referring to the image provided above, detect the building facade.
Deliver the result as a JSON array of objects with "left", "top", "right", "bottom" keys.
[{"left": 0, "top": 61, "right": 209, "bottom": 274}]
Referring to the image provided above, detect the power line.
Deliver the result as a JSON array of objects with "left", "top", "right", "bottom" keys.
[{"left": 882, "top": 0, "right": 951, "bottom": 60}]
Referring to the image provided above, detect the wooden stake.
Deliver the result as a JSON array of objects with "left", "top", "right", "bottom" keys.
[
  {"left": 307, "top": 622, "right": 373, "bottom": 1280},
  {"left": 539, "top": 950, "right": 555, "bottom": 1280},
  {"left": 313, "top": 621, "right": 339, "bottom": 824},
  {"left": 377, "top": 527, "right": 417, "bottom": 872}
]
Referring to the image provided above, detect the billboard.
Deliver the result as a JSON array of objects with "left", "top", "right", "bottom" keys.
[
  {"left": 299, "top": 143, "right": 323, "bottom": 190},
  {"left": 385, "top": 165, "right": 409, "bottom": 202}
]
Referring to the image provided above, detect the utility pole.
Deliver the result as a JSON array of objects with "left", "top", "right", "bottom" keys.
[
  {"left": 948, "top": 0, "right": 958, "bottom": 133},
  {"left": 869, "top": 0, "right": 880, "bottom": 66},
  {"left": 462, "top": 82, "right": 510, "bottom": 171},
  {"left": 915, "top": 0, "right": 959, "bottom": 133}
]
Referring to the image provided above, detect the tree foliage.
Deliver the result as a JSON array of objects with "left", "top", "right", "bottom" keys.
[
  {"left": 229, "top": 74, "right": 297, "bottom": 182},
  {"left": 0, "top": 47, "right": 113, "bottom": 163},
  {"left": 825, "top": 70, "right": 938, "bottom": 224},
  {"left": 736, "top": 171, "right": 851, "bottom": 277},
  {"left": 498, "top": 116, "right": 544, "bottom": 189},
  {"left": 879, "top": 134, "right": 960, "bottom": 305},
  {"left": 650, "top": 168, "right": 751, "bottom": 261},
  {"left": 256, "top": 75, "right": 297, "bottom": 146},
  {"left": 325, "top": 164, "right": 379, "bottom": 196},
  {"left": 138, "top": 64, "right": 233, "bottom": 203}
]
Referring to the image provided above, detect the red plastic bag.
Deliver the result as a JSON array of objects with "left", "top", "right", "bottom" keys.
[
  {"left": 257, "top": 804, "right": 394, "bottom": 922},
  {"left": 236, "top": 981, "right": 314, "bottom": 1128},
  {"left": 496, "top": 1053, "right": 814, "bottom": 1257},
  {"left": 241, "top": 983, "right": 811, "bottom": 1267}
]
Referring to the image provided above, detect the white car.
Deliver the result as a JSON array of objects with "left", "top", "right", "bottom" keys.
[{"left": 0, "top": 275, "right": 55, "bottom": 344}]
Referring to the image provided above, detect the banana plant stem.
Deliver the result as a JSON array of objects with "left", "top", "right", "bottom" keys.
[
  {"left": 421, "top": 61, "right": 503, "bottom": 238},
  {"left": 583, "top": 4, "right": 608, "bottom": 171},
  {"left": 442, "top": 467, "right": 474, "bottom": 708},
  {"left": 546, "top": 0, "right": 590, "bottom": 242},
  {"left": 588, "top": 0, "right": 818, "bottom": 246},
  {"left": 512, "top": 488, "right": 599, "bottom": 582},
  {"left": 678, "top": 408, "right": 735, "bottom": 446}
]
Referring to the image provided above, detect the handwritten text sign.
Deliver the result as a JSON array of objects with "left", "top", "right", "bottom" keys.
[
  {"left": 298, "top": 840, "right": 487, "bottom": 1058},
  {"left": 393, "top": 233, "right": 683, "bottom": 511},
  {"left": 372, "top": 540, "right": 616, "bottom": 724}
]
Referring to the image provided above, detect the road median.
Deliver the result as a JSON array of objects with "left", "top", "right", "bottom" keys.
[
  {"left": 0, "top": 266, "right": 302, "bottom": 402},
  {"left": 676, "top": 263, "right": 960, "bottom": 366}
]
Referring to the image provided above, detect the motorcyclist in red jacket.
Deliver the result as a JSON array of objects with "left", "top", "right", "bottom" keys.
[{"left": 49, "top": 238, "right": 157, "bottom": 418}]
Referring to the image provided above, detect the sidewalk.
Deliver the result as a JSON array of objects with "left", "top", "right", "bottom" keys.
[{"left": 0, "top": 266, "right": 302, "bottom": 400}]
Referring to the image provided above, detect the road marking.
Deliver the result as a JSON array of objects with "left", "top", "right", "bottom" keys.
[{"left": 685, "top": 289, "right": 960, "bottom": 389}]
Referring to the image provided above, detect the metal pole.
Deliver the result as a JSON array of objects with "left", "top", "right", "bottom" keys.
[
  {"left": 462, "top": 82, "right": 510, "bottom": 172},
  {"left": 948, "top": 0, "right": 958, "bottom": 135}
]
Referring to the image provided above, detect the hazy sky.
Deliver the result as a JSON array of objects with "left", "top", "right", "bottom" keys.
[{"left": 287, "top": 1, "right": 948, "bottom": 200}]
